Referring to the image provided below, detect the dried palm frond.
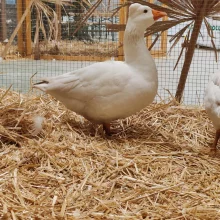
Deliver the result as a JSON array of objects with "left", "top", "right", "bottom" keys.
[
  {"left": 32, "top": 0, "right": 59, "bottom": 42},
  {"left": 1, "top": 0, "right": 72, "bottom": 58},
  {"left": 116, "top": 0, "right": 220, "bottom": 102},
  {"left": 72, "top": 0, "right": 103, "bottom": 37},
  {"left": 127, "top": 0, "right": 220, "bottom": 60}
]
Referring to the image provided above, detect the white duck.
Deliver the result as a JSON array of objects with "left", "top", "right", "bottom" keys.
[
  {"left": 34, "top": 3, "right": 167, "bottom": 135},
  {"left": 204, "top": 72, "right": 220, "bottom": 149}
]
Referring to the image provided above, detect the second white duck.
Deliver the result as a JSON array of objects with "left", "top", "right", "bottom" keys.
[
  {"left": 204, "top": 71, "right": 220, "bottom": 149},
  {"left": 34, "top": 3, "right": 167, "bottom": 135}
]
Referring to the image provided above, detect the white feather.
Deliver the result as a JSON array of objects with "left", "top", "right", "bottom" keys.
[{"left": 31, "top": 116, "right": 45, "bottom": 136}]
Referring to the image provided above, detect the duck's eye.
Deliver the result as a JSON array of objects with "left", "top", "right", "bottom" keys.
[{"left": 143, "top": 9, "right": 148, "bottom": 13}]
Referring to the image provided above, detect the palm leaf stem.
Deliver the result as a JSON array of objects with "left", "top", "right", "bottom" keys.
[{"left": 175, "top": 1, "right": 208, "bottom": 102}]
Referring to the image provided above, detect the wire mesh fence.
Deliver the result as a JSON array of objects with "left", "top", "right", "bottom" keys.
[{"left": 0, "top": 0, "right": 220, "bottom": 105}]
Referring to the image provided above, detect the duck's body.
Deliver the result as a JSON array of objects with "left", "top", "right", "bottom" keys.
[
  {"left": 38, "top": 61, "right": 157, "bottom": 124},
  {"left": 204, "top": 72, "right": 220, "bottom": 148},
  {"left": 34, "top": 3, "right": 166, "bottom": 134}
]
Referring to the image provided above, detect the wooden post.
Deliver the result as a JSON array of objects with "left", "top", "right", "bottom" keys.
[
  {"left": 1, "top": 0, "right": 34, "bottom": 58},
  {"left": 56, "top": 4, "right": 61, "bottom": 40},
  {"left": 0, "top": 0, "right": 7, "bottom": 42},
  {"left": 146, "top": 0, "right": 168, "bottom": 57},
  {"left": 24, "top": 0, "right": 32, "bottom": 55},
  {"left": 17, "top": 0, "right": 24, "bottom": 55},
  {"left": 33, "top": 9, "right": 40, "bottom": 60},
  {"left": 175, "top": 1, "right": 207, "bottom": 102},
  {"left": 146, "top": 0, "right": 152, "bottom": 49},
  {"left": 118, "top": 0, "right": 126, "bottom": 61},
  {"left": 161, "top": 15, "right": 168, "bottom": 55}
]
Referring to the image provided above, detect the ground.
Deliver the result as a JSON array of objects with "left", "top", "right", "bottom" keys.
[{"left": 1, "top": 89, "right": 220, "bottom": 219}]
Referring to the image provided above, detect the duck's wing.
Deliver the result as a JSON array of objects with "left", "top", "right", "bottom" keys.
[{"left": 33, "top": 61, "right": 132, "bottom": 101}]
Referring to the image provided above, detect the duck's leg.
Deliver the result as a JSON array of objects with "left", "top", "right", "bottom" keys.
[
  {"left": 103, "top": 123, "right": 123, "bottom": 136},
  {"left": 213, "top": 129, "right": 220, "bottom": 149},
  {"left": 103, "top": 123, "right": 112, "bottom": 136}
]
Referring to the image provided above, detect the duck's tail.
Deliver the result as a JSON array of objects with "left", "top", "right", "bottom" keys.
[{"left": 33, "top": 80, "right": 49, "bottom": 92}]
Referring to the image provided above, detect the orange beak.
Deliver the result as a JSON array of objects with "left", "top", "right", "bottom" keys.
[{"left": 152, "top": 9, "right": 167, "bottom": 21}]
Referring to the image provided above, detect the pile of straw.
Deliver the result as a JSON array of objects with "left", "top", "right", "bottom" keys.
[
  {"left": 1, "top": 88, "right": 220, "bottom": 219},
  {"left": 0, "top": 40, "right": 118, "bottom": 59},
  {"left": 0, "top": 43, "right": 22, "bottom": 60},
  {"left": 40, "top": 40, "right": 118, "bottom": 57}
]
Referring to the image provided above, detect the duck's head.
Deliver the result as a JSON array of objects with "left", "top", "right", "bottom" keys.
[{"left": 128, "top": 3, "right": 167, "bottom": 31}]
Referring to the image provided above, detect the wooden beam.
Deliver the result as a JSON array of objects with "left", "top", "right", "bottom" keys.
[
  {"left": 56, "top": 4, "right": 61, "bottom": 40},
  {"left": 33, "top": 9, "right": 40, "bottom": 60},
  {"left": 118, "top": 0, "right": 126, "bottom": 61},
  {"left": 17, "top": 0, "right": 24, "bottom": 55},
  {"left": 1, "top": 0, "right": 34, "bottom": 58},
  {"left": 146, "top": 0, "right": 168, "bottom": 58},
  {"left": 24, "top": 0, "right": 32, "bottom": 55},
  {"left": 25, "top": 51, "right": 161, "bottom": 61},
  {"left": 146, "top": 0, "right": 153, "bottom": 48},
  {"left": 161, "top": 16, "right": 168, "bottom": 55},
  {"left": 0, "top": 0, "right": 7, "bottom": 42}
]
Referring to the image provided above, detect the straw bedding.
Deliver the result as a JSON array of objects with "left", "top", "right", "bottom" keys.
[
  {"left": 0, "top": 43, "right": 21, "bottom": 60},
  {"left": 40, "top": 40, "right": 118, "bottom": 57},
  {"left": 0, "top": 40, "right": 118, "bottom": 59},
  {"left": 0, "top": 88, "right": 220, "bottom": 219}
]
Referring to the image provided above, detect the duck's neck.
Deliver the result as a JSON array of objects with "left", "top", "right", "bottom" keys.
[{"left": 123, "top": 24, "right": 157, "bottom": 76}]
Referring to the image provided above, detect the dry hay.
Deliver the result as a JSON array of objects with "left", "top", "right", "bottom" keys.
[
  {"left": 0, "top": 88, "right": 220, "bottom": 219},
  {"left": 39, "top": 40, "right": 118, "bottom": 57},
  {"left": 0, "top": 43, "right": 22, "bottom": 60},
  {"left": 0, "top": 40, "right": 118, "bottom": 60}
]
